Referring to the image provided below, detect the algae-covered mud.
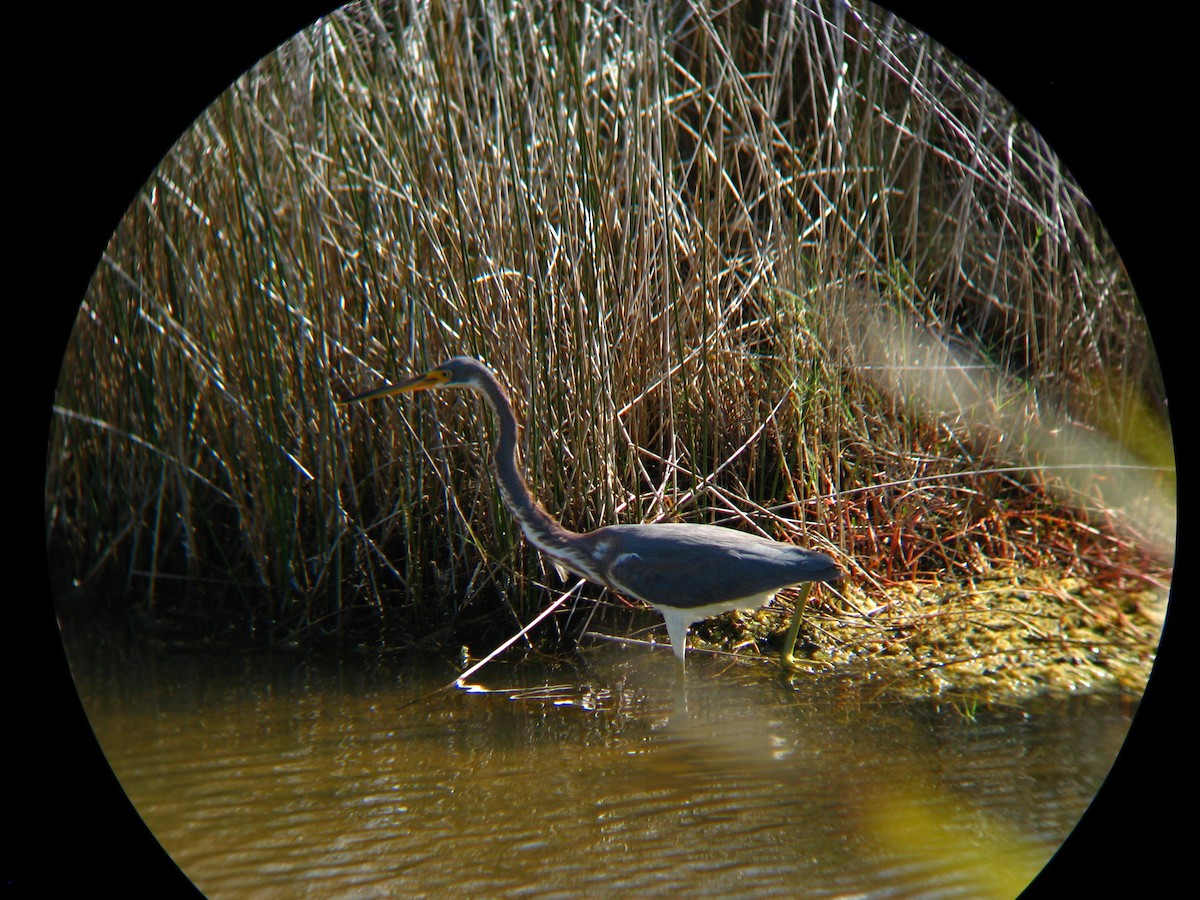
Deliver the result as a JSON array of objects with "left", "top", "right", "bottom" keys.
[{"left": 671, "top": 564, "right": 1162, "bottom": 701}]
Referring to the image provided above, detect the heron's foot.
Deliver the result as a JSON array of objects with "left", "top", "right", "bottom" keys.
[
  {"left": 780, "top": 644, "right": 831, "bottom": 674},
  {"left": 780, "top": 650, "right": 805, "bottom": 673}
]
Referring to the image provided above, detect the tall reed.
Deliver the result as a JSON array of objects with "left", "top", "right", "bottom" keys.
[{"left": 46, "top": 0, "right": 1171, "bottom": 649}]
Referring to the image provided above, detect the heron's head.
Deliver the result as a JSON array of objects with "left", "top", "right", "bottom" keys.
[{"left": 341, "top": 357, "right": 490, "bottom": 404}]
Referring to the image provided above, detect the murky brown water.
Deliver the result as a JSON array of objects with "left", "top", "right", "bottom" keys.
[{"left": 63, "top": 632, "right": 1136, "bottom": 899}]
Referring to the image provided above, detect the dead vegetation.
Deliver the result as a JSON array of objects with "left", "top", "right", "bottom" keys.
[{"left": 47, "top": 1, "right": 1171, "bottom": 691}]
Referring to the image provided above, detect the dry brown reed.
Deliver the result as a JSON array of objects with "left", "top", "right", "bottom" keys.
[{"left": 46, "top": 1, "right": 1171, "bottom": 652}]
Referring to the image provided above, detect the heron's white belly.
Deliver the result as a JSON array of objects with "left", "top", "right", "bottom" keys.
[{"left": 654, "top": 590, "right": 778, "bottom": 661}]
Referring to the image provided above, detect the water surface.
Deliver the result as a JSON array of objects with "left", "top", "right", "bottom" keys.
[{"left": 66, "top": 637, "right": 1136, "bottom": 898}]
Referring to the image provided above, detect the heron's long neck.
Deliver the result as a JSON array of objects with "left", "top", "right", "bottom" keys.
[{"left": 473, "top": 372, "right": 579, "bottom": 548}]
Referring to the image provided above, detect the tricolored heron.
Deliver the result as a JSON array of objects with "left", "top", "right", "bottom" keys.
[{"left": 342, "top": 357, "right": 842, "bottom": 669}]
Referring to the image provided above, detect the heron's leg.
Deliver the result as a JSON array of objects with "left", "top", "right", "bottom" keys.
[{"left": 779, "top": 582, "right": 814, "bottom": 672}]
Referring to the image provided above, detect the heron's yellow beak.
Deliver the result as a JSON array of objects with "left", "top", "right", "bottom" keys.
[{"left": 340, "top": 368, "right": 449, "bottom": 404}]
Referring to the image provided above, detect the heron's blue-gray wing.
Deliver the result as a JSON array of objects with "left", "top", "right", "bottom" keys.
[{"left": 595, "top": 523, "right": 837, "bottom": 610}]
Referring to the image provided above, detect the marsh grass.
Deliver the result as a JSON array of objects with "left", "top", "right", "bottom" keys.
[{"left": 47, "top": 1, "right": 1171, "bottom": 658}]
